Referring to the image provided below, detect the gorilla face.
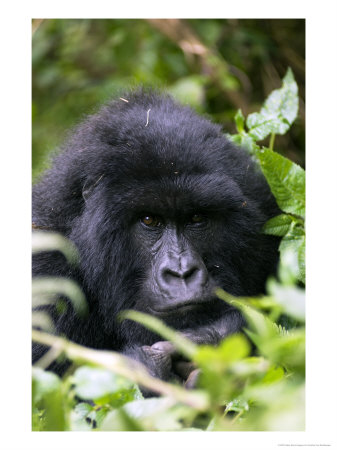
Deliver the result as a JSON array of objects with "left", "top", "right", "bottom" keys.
[{"left": 33, "top": 90, "right": 280, "bottom": 379}]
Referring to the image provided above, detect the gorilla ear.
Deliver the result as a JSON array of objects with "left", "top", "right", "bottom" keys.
[{"left": 82, "top": 174, "right": 104, "bottom": 201}]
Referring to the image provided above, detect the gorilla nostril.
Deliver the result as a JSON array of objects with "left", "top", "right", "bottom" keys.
[
  {"left": 162, "top": 266, "right": 204, "bottom": 287},
  {"left": 182, "top": 267, "right": 199, "bottom": 282},
  {"left": 162, "top": 268, "right": 182, "bottom": 284}
]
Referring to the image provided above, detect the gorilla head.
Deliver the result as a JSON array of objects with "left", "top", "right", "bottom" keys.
[{"left": 33, "top": 89, "right": 280, "bottom": 380}]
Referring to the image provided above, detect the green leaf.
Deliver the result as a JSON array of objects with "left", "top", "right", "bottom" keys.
[
  {"left": 278, "top": 248, "right": 301, "bottom": 285},
  {"left": 256, "top": 147, "right": 305, "bottom": 217},
  {"left": 231, "top": 357, "right": 270, "bottom": 378},
  {"left": 73, "top": 366, "right": 134, "bottom": 401},
  {"left": 70, "top": 402, "right": 94, "bottom": 431},
  {"left": 246, "top": 68, "right": 299, "bottom": 141},
  {"left": 269, "top": 282, "right": 305, "bottom": 322},
  {"left": 100, "top": 398, "right": 187, "bottom": 431},
  {"left": 262, "top": 366, "right": 285, "bottom": 384},
  {"left": 275, "top": 68, "right": 299, "bottom": 124},
  {"left": 32, "top": 231, "right": 79, "bottom": 266},
  {"left": 169, "top": 75, "right": 206, "bottom": 109},
  {"left": 32, "top": 277, "right": 88, "bottom": 317},
  {"left": 234, "top": 109, "right": 245, "bottom": 133},
  {"left": 32, "top": 367, "right": 61, "bottom": 403},
  {"left": 216, "top": 290, "right": 280, "bottom": 339},
  {"left": 225, "top": 397, "right": 250, "bottom": 414},
  {"left": 227, "top": 132, "right": 258, "bottom": 155},
  {"left": 247, "top": 112, "right": 288, "bottom": 141},
  {"left": 32, "top": 310, "right": 55, "bottom": 331},
  {"left": 279, "top": 228, "right": 306, "bottom": 284},
  {"left": 100, "top": 407, "right": 144, "bottom": 431},
  {"left": 263, "top": 214, "right": 294, "bottom": 236},
  {"left": 32, "top": 368, "right": 66, "bottom": 431},
  {"left": 195, "top": 334, "right": 250, "bottom": 369},
  {"left": 246, "top": 328, "right": 305, "bottom": 372}
]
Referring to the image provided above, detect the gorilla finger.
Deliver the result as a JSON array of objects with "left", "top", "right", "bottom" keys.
[
  {"left": 140, "top": 345, "right": 173, "bottom": 377},
  {"left": 151, "top": 341, "right": 176, "bottom": 355},
  {"left": 184, "top": 369, "right": 201, "bottom": 390},
  {"left": 173, "top": 360, "right": 196, "bottom": 379}
]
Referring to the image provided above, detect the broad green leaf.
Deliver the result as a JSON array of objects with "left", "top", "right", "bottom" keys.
[
  {"left": 256, "top": 147, "right": 305, "bottom": 217},
  {"left": 247, "top": 68, "right": 299, "bottom": 141},
  {"left": 195, "top": 334, "right": 250, "bottom": 367},
  {"left": 279, "top": 229, "right": 305, "bottom": 284},
  {"left": 263, "top": 214, "right": 294, "bottom": 236},
  {"left": 247, "top": 112, "right": 289, "bottom": 141},
  {"left": 74, "top": 402, "right": 93, "bottom": 418},
  {"left": 32, "top": 368, "right": 66, "bottom": 431},
  {"left": 246, "top": 328, "right": 305, "bottom": 372},
  {"left": 70, "top": 402, "right": 111, "bottom": 430},
  {"left": 270, "top": 68, "right": 298, "bottom": 125},
  {"left": 32, "top": 367, "right": 61, "bottom": 403},
  {"left": 70, "top": 403, "right": 94, "bottom": 431},
  {"left": 101, "top": 397, "right": 187, "bottom": 431},
  {"left": 278, "top": 248, "right": 302, "bottom": 285},
  {"left": 217, "top": 334, "right": 251, "bottom": 361},
  {"left": 100, "top": 407, "right": 144, "bottom": 431},
  {"left": 73, "top": 366, "right": 133, "bottom": 401},
  {"left": 268, "top": 279, "right": 305, "bottom": 321},
  {"left": 261, "top": 365, "right": 285, "bottom": 384}
]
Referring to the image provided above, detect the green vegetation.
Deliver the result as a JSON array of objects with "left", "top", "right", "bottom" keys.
[
  {"left": 32, "top": 19, "right": 305, "bottom": 180},
  {"left": 32, "top": 69, "right": 305, "bottom": 431}
]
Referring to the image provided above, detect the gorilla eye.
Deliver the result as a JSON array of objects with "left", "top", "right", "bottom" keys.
[
  {"left": 190, "top": 213, "right": 206, "bottom": 224},
  {"left": 141, "top": 215, "right": 161, "bottom": 227}
]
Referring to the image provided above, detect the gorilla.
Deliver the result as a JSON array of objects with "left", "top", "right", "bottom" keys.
[{"left": 32, "top": 89, "right": 280, "bottom": 383}]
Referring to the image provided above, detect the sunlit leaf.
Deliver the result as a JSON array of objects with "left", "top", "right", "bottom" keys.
[
  {"left": 268, "top": 279, "right": 305, "bottom": 321},
  {"left": 32, "top": 277, "right": 88, "bottom": 317},
  {"left": 234, "top": 108, "right": 245, "bottom": 133},
  {"left": 73, "top": 366, "right": 134, "bottom": 401},
  {"left": 32, "top": 231, "right": 79, "bottom": 266},
  {"left": 247, "top": 68, "right": 299, "bottom": 141},
  {"left": 256, "top": 147, "right": 305, "bottom": 217},
  {"left": 32, "top": 368, "right": 65, "bottom": 431}
]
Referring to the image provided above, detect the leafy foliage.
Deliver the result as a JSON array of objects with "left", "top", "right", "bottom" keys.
[
  {"left": 32, "top": 232, "right": 88, "bottom": 332},
  {"left": 229, "top": 69, "right": 305, "bottom": 284},
  {"left": 32, "top": 19, "right": 305, "bottom": 179}
]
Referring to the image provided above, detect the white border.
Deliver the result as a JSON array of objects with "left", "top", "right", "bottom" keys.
[{"left": 1, "top": 1, "right": 337, "bottom": 449}]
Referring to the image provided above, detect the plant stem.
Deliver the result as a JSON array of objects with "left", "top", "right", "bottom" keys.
[{"left": 269, "top": 132, "right": 276, "bottom": 151}]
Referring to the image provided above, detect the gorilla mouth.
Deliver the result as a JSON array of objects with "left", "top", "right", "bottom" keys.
[{"left": 149, "top": 297, "right": 216, "bottom": 316}]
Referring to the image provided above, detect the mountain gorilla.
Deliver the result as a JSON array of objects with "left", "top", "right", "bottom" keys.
[{"left": 32, "top": 89, "right": 280, "bottom": 383}]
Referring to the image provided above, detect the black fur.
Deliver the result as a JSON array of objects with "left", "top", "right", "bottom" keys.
[{"left": 33, "top": 90, "right": 280, "bottom": 380}]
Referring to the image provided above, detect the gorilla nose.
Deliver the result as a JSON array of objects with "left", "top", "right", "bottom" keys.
[{"left": 158, "top": 255, "right": 208, "bottom": 297}]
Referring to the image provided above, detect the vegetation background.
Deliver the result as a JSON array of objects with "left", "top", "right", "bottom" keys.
[
  {"left": 32, "top": 19, "right": 305, "bottom": 179},
  {"left": 31, "top": 18, "right": 308, "bottom": 433}
]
